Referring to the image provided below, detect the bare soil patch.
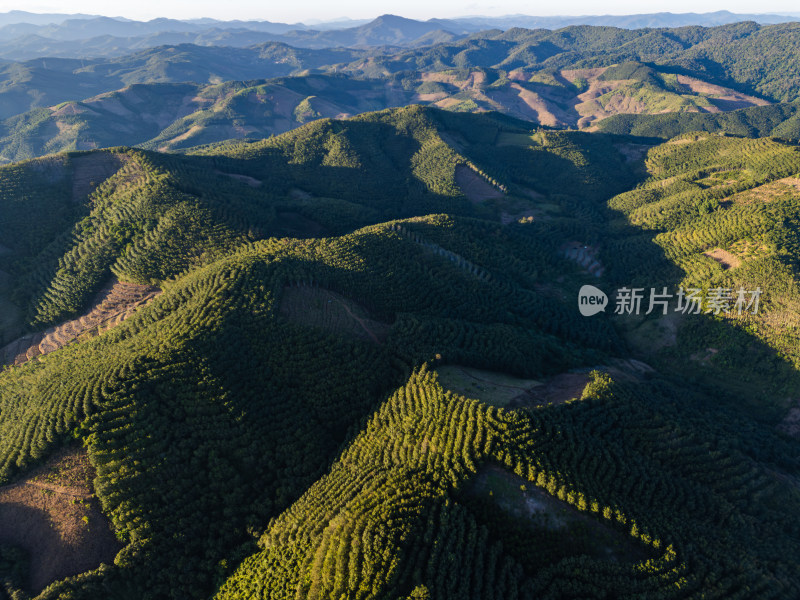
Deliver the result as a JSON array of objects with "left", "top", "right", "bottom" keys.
[
  {"left": 158, "top": 124, "right": 202, "bottom": 151},
  {"left": 464, "top": 463, "right": 656, "bottom": 563},
  {"left": 0, "top": 446, "right": 122, "bottom": 594},
  {"left": 279, "top": 284, "right": 390, "bottom": 344},
  {"left": 84, "top": 94, "right": 134, "bottom": 117},
  {"left": 727, "top": 177, "right": 800, "bottom": 205},
  {"left": 505, "top": 83, "right": 564, "bottom": 126},
  {"left": 623, "top": 311, "right": 683, "bottom": 354},
  {"left": 1, "top": 278, "right": 160, "bottom": 367},
  {"left": 574, "top": 85, "right": 648, "bottom": 128},
  {"left": 666, "top": 135, "right": 707, "bottom": 145},
  {"left": 439, "top": 131, "right": 468, "bottom": 153},
  {"left": 433, "top": 97, "right": 462, "bottom": 109},
  {"left": 415, "top": 92, "right": 449, "bottom": 102},
  {"left": 614, "top": 142, "right": 651, "bottom": 163},
  {"left": 690, "top": 347, "right": 719, "bottom": 365},
  {"left": 50, "top": 103, "right": 96, "bottom": 117},
  {"left": 703, "top": 248, "right": 741, "bottom": 269},
  {"left": 510, "top": 372, "right": 592, "bottom": 407},
  {"left": 561, "top": 68, "right": 608, "bottom": 82},
  {"left": 675, "top": 75, "right": 769, "bottom": 107},
  {"left": 454, "top": 164, "right": 504, "bottom": 202},
  {"left": 70, "top": 153, "right": 125, "bottom": 201},
  {"left": 54, "top": 120, "right": 79, "bottom": 135}
]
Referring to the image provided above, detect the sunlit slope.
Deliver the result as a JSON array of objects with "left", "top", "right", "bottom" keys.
[
  {"left": 1, "top": 107, "right": 799, "bottom": 600},
  {"left": 0, "top": 106, "right": 635, "bottom": 340},
  {"left": 0, "top": 208, "right": 618, "bottom": 598},
  {"left": 217, "top": 366, "right": 800, "bottom": 600},
  {"left": 0, "top": 60, "right": 777, "bottom": 162},
  {"left": 604, "top": 132, "right": 800, "bottom": 399}
]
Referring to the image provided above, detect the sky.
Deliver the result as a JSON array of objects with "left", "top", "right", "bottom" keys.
[{"left": 3, "top": 1, "right": 800, "bottom": 22}]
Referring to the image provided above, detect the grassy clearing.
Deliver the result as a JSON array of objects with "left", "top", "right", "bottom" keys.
[
  {"left": 436, "top": 365, "right": 541, "bottom": 406},
  {"left": 462, "top": 464, "right": 657, "bottom": 571},
  {"left": 496, "top": 132, "right": 540, "bottom": 147},
  {"left": 279, "top": 284, "right": 391, "bottom": 344}
]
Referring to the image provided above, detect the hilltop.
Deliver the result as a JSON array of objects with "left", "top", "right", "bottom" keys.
[{"left": 0, "top": 106, "right": 798, "bottom": 598}]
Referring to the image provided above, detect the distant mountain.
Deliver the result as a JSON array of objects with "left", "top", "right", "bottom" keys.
[
  {"left": 0, "top": 11, "right": 797, "bottom": 60},
  {"left": 348, "top": 22, "right": 800, "bottom": 103},
  {"left": 1, "top": 105, "right": 799, "bottom": 600},
  {"left": 0, "top": 44, "right": 369, "bottom": 119},
  {"left": 0, "top": 63, "right": 772, "bottom": 163},
  {"left": 0, "top": 16, "right": 307, "bottom": 42},
  {"left": 0, "top": 16, "right": 469, "bottom": 60},
  {"left": 279, "top": 14, "right": 472, "bottom": 47},
  {"left": 0, "top": 10, "right": 99, "bottom": 27},
  {"left": 454, "top": 10, "right": 798, "bottom": 30},
  {"left": 0, "top": 21, "right": 800, "bottom": 161}
]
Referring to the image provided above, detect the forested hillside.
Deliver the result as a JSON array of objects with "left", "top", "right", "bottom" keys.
[
  {"left": 0, "top": 60, "right": 771, "bottom": 163},
  {"left": 3, "top": 21, "right": 800, "bottom": 161},
  {"left": 357, "top": 22, "right": 800, "bottom": 103},
  {"left": 0, "top": 105, "right": 799, "bottom": 599},
  {"left": 598, "top": 102, "right": 800, "bottom": 139}
]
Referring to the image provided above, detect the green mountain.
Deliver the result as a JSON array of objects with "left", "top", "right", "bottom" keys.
[
  {"left": 3, "top": 20, "right": 800, "bottom": 164},
  {"left": 0, "top": 62, "right": 774, "bottom": 163},
  {"left": 346, "top": 22, "right": 800, "bottom": 104},
  {"left": 1, "top": 13, "right": 799, "bottom": 61},
  {"left": 0, "top": 44, "right": 372, "bottom": 120},
  {"left": 598, "top": 101, "right": 800, "bottom": 139},
  {"left": 0, "top": 106, "right": 799, "bottom": 599},
  {"left": 6, "top": 21, "right": 800, "bottom": 122}
]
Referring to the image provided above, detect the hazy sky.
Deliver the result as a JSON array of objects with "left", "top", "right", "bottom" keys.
[{"left": 3, "top": 1, "right": 800, "bottom": 22}]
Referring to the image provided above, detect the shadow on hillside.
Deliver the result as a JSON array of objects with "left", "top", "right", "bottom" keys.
[{"left": 597, "top": 147, "right": 800, "bottom": 427}]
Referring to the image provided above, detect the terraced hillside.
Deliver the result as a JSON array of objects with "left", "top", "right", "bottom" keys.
[
  {"left": 0, "top": 107, "right": 798, "bottom": 600},
  {"left": 605, "top": 133, "right": 800, "bottom": 394}
]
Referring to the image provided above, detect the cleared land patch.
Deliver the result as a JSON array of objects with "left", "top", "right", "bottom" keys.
[
  {"left": 1, "top": 278, "right": 160, "bottom": 367},
  {"left": 675, "top": 75, "right": 770, "bottom": 108},
  {"left": 511, "top": 372, "right": 592, "bottom": 407},
  {"left": 496, "top": 132, "right": 540, "bottom": 147},
  {"left": 463, "top": 464, "right": 656, "bottom": 566},
  {"left": 779, "top": 399, "right": 800, "bottom": 438},
  {"left": 614, "top": 142, "right": 651, "bottom": 163},
  {"left": 454, "top": 164, "right": 505, "bottom": 203},
  {"left": 279, "top": 284, "right": 390, "bottom": 344},
  {"left": 436, "top": 365, "right": 542, "bottom": 406},
  {"left": 0, "top": 446, "right": 122, "bottom": 594},
  {"left": 726, "top": 177, "right": 800, "bottom": 204},
  {"left": 70, "top": 153, "right": 125, "bottom": 201},
  {"left": 703, "top": 248, "right": 742, "bottom": 269},
  {"left": 562, "top": 241, "right": 605, "bottom": 277},
  {"left": 214, "top": 170, "right": 262, "bottom": 187}
]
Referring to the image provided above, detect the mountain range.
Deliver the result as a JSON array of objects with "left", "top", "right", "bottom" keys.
[
  {"left": 0, "top": 22, "right": 799, "bottom": 162},
  {"left": 0, "top": 12, "right": 797, "bottom": 59},
  {"left": 0, "top": 11, "right": 800, "bottom": 600},
  {"left": 0, "top": 104, "right": 799, "bottom": 599}
]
